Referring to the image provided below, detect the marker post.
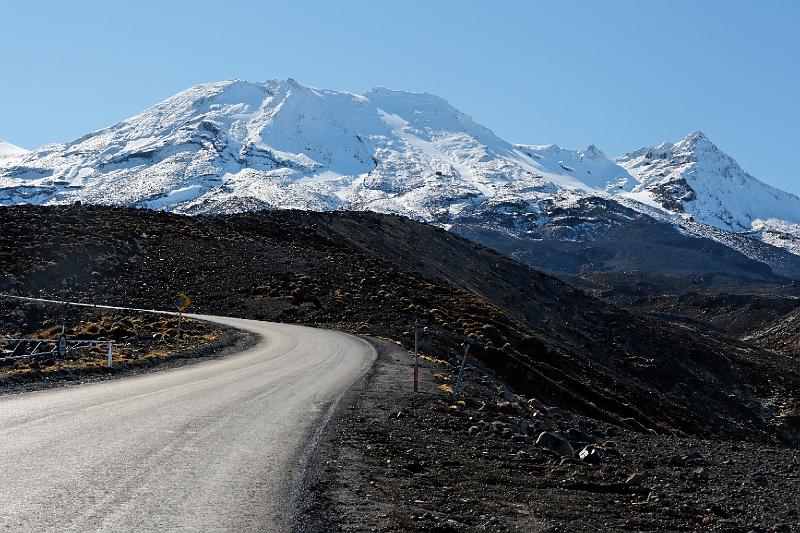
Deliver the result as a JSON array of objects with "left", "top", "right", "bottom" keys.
[{"left": 454, "top": 343, "right": 470, "bottom": 393}]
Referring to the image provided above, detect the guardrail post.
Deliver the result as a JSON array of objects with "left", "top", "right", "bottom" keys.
[{"left": 107, "top": 342, "right": 113, "bottom": 368}]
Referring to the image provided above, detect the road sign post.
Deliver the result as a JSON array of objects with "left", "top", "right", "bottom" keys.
[{"left": 175, "top": 291, "right": 191, "bottom": 342}]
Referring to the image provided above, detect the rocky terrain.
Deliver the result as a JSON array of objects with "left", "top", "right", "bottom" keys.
[
  {"left": 1, "top": 204, "right": 798, "bottom": 530},
  {"left": 568, "top": 271, "right": 800, "bottom": 357},
  {"left": 297, "top": 341, "right": 800, "bottom": 532}
]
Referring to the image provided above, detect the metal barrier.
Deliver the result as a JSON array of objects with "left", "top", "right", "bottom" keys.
[{"left": 0, "top": 337, "right": 114, "bottom": 368}]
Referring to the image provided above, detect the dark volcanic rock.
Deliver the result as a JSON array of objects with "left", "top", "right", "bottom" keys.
[
  {"left": 1, "top": 204, "right": 799, "bottom": 444},
  {"left": 535, "top": 431, "right": 575, "bottom": 457}
]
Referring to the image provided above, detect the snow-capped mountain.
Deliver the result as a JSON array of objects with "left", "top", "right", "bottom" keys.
[
  {"left": 0, "top": 79, "right": 604, "bottom": 217},
  {"left": 617, "top": 131, "right": 800, "bottom": 254},
  {"left": 0, "top": 139, "right": 28, "bottom": 159},
  {"left": 1, "top": 79, "right": 798, "bottom": 278}
]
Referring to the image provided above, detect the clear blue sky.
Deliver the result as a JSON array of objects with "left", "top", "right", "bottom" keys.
[{"left": 1, "top": 0, "right": 798, "bottom": 193}]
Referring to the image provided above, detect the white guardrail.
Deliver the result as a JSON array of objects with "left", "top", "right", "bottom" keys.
[
  {"left": 0, "top": 292, "right": 176, "bottom": 369},
  {"left": 0, "top": 338, "right": 115, "bottom": 367}
]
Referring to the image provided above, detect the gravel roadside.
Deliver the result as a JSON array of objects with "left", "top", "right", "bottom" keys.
[{"left": 295, "top": 341, "right": 800, "bottom": 532}]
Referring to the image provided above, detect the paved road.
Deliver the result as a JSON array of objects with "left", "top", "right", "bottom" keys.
[{"left": 0, "top": 315, "right": 375, "bottom": 531}]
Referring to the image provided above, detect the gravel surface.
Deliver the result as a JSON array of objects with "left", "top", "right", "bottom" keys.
[
  {"left": 298, "top": 341, "right": 800, "bottom": 532},
  {"left": 0, "top": 316, "right": 374, "bottom": 531}
]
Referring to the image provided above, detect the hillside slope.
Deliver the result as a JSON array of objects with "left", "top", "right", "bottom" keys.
[{"left": 1, "top": 205, "right": 797, "bottom": 444}]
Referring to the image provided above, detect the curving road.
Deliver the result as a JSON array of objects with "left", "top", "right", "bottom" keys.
[{"left": 0, "top": 314, "right": 375, "bottom": 531}]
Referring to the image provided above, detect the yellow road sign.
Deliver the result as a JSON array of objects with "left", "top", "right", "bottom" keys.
[{"left": 176, "top": 291, "right": 191, "bottom": 312}]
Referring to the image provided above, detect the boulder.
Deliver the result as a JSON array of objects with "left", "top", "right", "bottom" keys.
[
  {"left": 690, "top": 467, "right": 709, "bottom": 482},
  {"left": 535, "top": 431, "right": 574, "bottom": 457},
  {"left": 527, "top": 397, "right": 547, "bottom": 412},
  {"left": 578, "top": 445, "right": 603, "bottom": 465},
  {"left": 668, "top": 455, "right": 685, "bottom": 467},
  {"left": 683, "top": 451, "right": 705, "bottom": 464}
]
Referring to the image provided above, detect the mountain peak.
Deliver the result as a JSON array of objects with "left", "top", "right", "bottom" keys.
[
  {"left": 684, "top": 130, "right": 708, "bottom": 142},
  {"left": 674, "top": 130, "right": 718, "bottom": 154},
  {"left": 582, "top": 144, "right": 606, "bottom": 160},
  {"left": 618, "top": 129, "right": 800, "bottom": 235},
  {"left": 616, "top": 130, "right": 725, "bottom": 168}
]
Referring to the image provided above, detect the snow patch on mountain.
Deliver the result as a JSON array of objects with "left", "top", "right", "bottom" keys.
[
  {"left": 516, "top": 143, "right": 636, "bottom": 192},
  {"left": 0, "top": 139, "right": 28, "bottom": 159}
]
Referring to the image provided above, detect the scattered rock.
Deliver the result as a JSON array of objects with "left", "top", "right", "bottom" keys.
[
  {"left": 690, "top": 467, "right": 709, "bottom": 482},
  {"left": 535, "top": 431, "right": 574, "bottom": 457},
  {"left": 567, "top": 427, "right": 595, "bottom": 444},
  {"left": 578, "top": 445, "right": 603, "bottom": 465}
]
